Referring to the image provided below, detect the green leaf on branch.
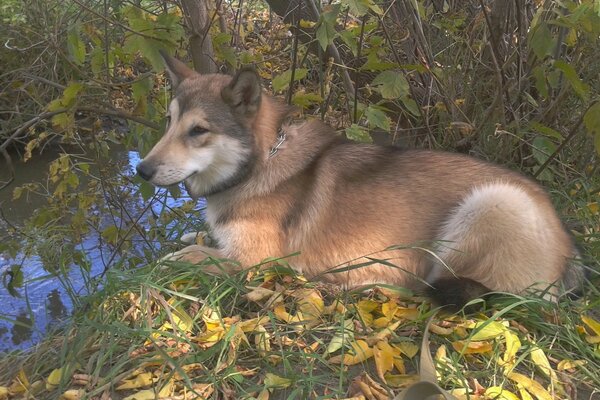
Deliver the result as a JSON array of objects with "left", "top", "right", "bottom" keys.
[
  {"left": 553, "top": 60, "right": 590, "bottom": 100},
  {"left": 372, "top": 71, "right": 409, "bottom": 99},
  {"left": 316, "top": 4, "right": 341, "bottom": 51},
  {"left": 272, "top": 68, "right": 308, "bottom": 92},
  {"left": 67, "top": 27, "right": 86, "bottom": 66},
  {"left": 365, "top": 106, "right": 391, "bottom": 131},
  {"left": 584, "top": 102, "right": 600, "bottom": 154},
  {"left": 530, "top": 22, "right": 555, "bottom": 59},
  {"left": 342, "top": 0, "right": 382, "bottom": 16},
  {"left": 345, "top": 124, "right": 372, "bottom": 143}
]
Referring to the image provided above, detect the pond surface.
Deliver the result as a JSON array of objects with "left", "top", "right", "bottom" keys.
[{"left": 0, "top": 148, "right": 202, "bottom": 352}]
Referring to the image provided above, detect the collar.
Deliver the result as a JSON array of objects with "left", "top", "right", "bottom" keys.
[{"left": 268, "top": 127, "right": 287, "bottom": 158}]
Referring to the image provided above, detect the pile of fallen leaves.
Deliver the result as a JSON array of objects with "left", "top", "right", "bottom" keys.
[{"left": 1, "top": 260, "right": 599, "bottom": 399}]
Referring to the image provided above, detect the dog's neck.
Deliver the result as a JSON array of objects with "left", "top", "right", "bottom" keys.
[
  {"left": 252, "top": 95, "right": 294, "bottom": 161},
  {"left": 206, "top": 93, "right": 340, "bottom": 202}
]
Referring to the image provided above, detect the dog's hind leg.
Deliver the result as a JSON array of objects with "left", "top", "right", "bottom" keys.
[{"left": 427, "top": 182, "right": 570, "bottom": 308}]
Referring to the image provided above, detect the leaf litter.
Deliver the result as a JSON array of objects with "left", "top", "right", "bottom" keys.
[{"left": 0, "top": 260, "right": 598, "bottom": 399}]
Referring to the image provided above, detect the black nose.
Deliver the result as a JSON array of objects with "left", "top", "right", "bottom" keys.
[{"left": 136, "top": 161, "right": 156, "bottom": 181}]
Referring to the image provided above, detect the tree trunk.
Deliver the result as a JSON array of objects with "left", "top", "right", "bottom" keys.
[{"left": 179, "top": 0, "right": 218, "bottom": 74}]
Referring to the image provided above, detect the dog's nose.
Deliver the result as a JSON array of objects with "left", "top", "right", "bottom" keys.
[{"left": 136, "top": 161, "right": 156, "bottom": 181}]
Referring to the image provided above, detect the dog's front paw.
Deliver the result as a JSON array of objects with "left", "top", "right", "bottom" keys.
[{"left": 161, "top": 244, "right": 221, "bottom": 265}]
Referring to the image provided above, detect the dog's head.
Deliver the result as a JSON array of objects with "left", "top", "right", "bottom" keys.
[{"left": 136, "top": 52, "right": 261, "bottom": 199}]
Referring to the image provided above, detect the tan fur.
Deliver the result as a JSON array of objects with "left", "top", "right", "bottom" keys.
[{"left": 139, "top": 59, "right": 584, "bottom": 300}]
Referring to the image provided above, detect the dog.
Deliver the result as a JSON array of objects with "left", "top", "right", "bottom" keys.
[{"left": 136, "top": 52, "right": 585, "bottom": 308}]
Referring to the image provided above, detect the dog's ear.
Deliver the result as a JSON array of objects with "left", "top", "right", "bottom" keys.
[
  {"left": 221, "top": 68, "right": 262, "bottom": 118},
  {"left": 159, "top": 50, "right": 196, "bottom": 90}
]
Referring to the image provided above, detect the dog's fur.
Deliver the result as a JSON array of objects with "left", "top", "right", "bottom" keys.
[{"left": 136, "top": 53, "right": 585, "bottom": 308}]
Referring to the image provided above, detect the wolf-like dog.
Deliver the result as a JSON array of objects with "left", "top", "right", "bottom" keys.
[{"left": 136, "top": 53, "right": 584, "bottom": 307}]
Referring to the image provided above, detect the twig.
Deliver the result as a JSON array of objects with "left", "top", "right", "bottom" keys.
[{"left": 353, "top": 16, "right": 367, "bottom": 123}]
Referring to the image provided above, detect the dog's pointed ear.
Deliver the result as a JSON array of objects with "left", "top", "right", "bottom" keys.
[
  {"left": 159, "top": 50, "right": 196, "bottom": 90},
  {"left": 221, "top": 68, "right": 262, "bottom": 118}
]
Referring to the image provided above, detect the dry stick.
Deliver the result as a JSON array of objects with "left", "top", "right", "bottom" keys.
[
  {"left": 533, "top": 103, "right": 591, "bottom": 179},
  {"left": 286, "top": 1, "right": 302, "bottom": 105},
  {"left": 353, "top": 16, "right": 367, "bottom": 124}
]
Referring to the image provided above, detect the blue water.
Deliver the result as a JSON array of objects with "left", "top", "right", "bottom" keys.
[{"left": 0, "top": 150, "right": 205, "bottom": 351}]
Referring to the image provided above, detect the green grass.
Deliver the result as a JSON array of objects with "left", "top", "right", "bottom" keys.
[{"left": 1, "top": 251, "right": 598, "bottom": 400}]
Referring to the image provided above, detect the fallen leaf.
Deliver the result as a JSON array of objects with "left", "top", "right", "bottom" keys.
[
  {"left": 396, "top": 341, "right": 419, "bottom": 358},
  {"left": 557, "top": 359, "right": 587, "bottom": 371},
  {"left": 46, "top": 368, "right": 64, "bottom": 390},
  {"left": 373, "top": 341, "right": 395, "bottom": 381},
  {"left": 484, "top": 386, "right": 520, "bottom": 400},
  {"left": 383, "top": 373, "right": 419, "bottom": 388},
  {"left": 451, "top": 340, "right": 493, "bottom": 354},
  {"left": 245, "top": 286, "right": 276, "bottom": 303},
  {"left": 326, "top": 319, "right": 354, "bottom": 354},
  {"left": 116, "top": 372, "right": 157, "bottom": 390},
  {"left": 60, "top": 389, "right": 85, "bottom": 400},
  {"left": 467, "top": 320, "right": 507, "bottom": 341},
  {"left": 329, "top": 340, "right": 373, "bottom": 365},
  {"left": 264, "top": 373, "right": 292, "bottom": 389},
  {"left": 122, "top": 389, "right": 157, "bottom": 400},
  {"left": 581, "top": 315, "right": 600, "bottom": 336},
  {"left": 529, "top": 345, "right": 557, "bottom": 382},
  {"left": 507, "top": 372, "right": 553, "bottom": 400}
]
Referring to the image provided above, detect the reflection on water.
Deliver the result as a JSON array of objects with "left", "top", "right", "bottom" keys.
[
  {"left": 0, "top": 148, "right": 203, "bottom": 352},
  {"left": 10, "top": 312, "right": 33, "bottom": 346}
]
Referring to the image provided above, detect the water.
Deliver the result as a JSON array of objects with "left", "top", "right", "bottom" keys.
[{"left": 0, "top": 148, "right": 203, "bottom": 351}]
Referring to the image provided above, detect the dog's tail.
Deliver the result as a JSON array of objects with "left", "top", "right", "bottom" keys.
[{"left": 426, "top": 182, "right": 585, "bottom": 311}]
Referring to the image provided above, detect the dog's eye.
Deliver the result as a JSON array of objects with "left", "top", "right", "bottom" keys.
[{"left": 190, "top": 126, "right": 209, "bottom": 137}]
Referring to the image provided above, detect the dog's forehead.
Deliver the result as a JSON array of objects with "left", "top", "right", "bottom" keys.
[{"left": 173, "top": 74, "right": 232, "bottom": 115}]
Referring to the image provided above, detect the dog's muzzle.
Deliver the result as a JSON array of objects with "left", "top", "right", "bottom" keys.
[{"left": 136, "top": 161, "right": 156, "bottom": 181}]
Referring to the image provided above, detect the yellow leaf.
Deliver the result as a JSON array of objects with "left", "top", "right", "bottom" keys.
[
  {"left": 383, "top": 373, "right": 419, "bottom": 388},
  {"left": 373, "top": 341, "right": 395, "bottom": 381},
  {"left": 581, "top": 315, "right": 600, "bottom": 336},
  {"left": 507, "top": 372, "right": 553, "bottom": 400},
  {"left": 323, "top": 301, "right": 347, "bottom": 315},
  {"left": 60, "top": 389, "right": 85, "bottom": 400},
  {"left": 295, "top": 288, "right": 324, "bottom": 320},
  {"left": 396, "top": 341, "right": 419, "bottom": 358},
  {"left": 587, "top": 202, "right": 599, "bottom": 214},
  {"left": 257, "top": 388, "right": 270, "bottom": 400},
  {"left": 451, "top": 340, "right": 493, "bottom": 354},
  {"left": 255, "top": 325, "right": 271, "bottom": 356},
  {"left": 8, "top": 369, "right": 29, "bottom": 394},
  {"left": 356, "top": 300, "right": 379, "bottom": 326},
  {"left": 238, "top": 316, "right": 269, "bottom": 333},
  {"left": 245, "top": 286, "right": 276, "bottom": 302},
  {"left": 529, "top": 345, "right": 557, "bottom": 382},
  {"left": 395, "top": 307, "right": 419, "bottom": 321},
  {"left": 381, "top": 300, "right": 398, "bottom": 320},
  {"left": 503, "top": 331, "right": 521, "bottom": 364},
  {"left": 0, "top": 387, "right": 8, "bottom": 400},
  {"left": 329, "top": 340, "right": 373, "bottom": 365},
  {"left": 116, "top": 372, "right": 157, "bottom": 390},
  {"left": 468, "top": 320, "right": 508, "bottom": 341},
  {"left": 46, "top": 368, "right": 64, "bottom": 390},
  {"left": 122, "top": 389, "right": 157, "bottom": 400},
  {"left": 299, "top": 19, "right": 316, "bottom": 28},
  {"left": 366, "top": 320, "right": 401, "bottom": 345},
  {"left": 264, "top": 373, "right": 292, "bottom": 389},
  {"left": 326, "top": 319, "right": 354, "bottom": 354},
  {"left": 584, "top": 335, "right": 600, "bottom": 344},
  {"left": 429, "top": 323, "right": 454, "bottom": 336},
  {"left": 273, "top": 304, "right": 303, "bottom": 324},
  {"left": 519, "top": 388, "right": 535, "bottom": 400},
  {"left": 557, "top": 359, "right": 587, "bottom": 371},
  {"left": 484, "top": 386, "right": 520, "bottom": 400}
]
